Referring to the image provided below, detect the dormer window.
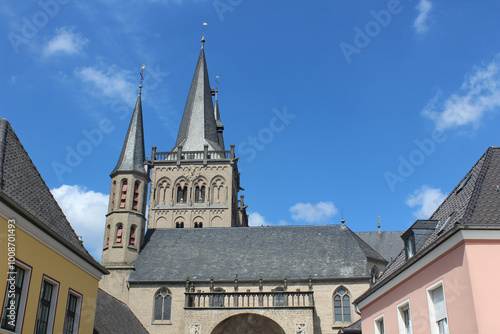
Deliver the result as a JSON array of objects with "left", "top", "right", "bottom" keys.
[{"left": 405, "top": 234, "right": 415, "bottom": 260}]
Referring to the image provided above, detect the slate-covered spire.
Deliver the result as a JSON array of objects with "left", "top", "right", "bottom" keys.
[
  {"left": 174, "top": 41, "right": 221, "bottom": 152},
  {"left": 214, "top": 89, "right": 225, "bottom": 150},
  {"left": 111, "top": 87, "right": 146, "bottom": 176}
]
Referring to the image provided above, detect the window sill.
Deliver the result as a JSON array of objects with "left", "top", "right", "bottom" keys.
[
  {"left": 152, "top": 320, "right": 172, "bottom": 325},
  {"left": 112, "top": 244, "right": 124, "bottom": 248}
]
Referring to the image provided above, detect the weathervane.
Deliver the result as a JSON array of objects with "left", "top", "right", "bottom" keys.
[
  {"left": 139, "top": 64, "right": 145, "bottom": 94},
  {"left": 215, "top": 75, "right": 220, "bottom": 93},
  {"left": 202, "top": 22, "right": 207, "bottom": 45}
]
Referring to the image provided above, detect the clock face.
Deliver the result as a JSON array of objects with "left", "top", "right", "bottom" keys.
[{"left": 184, "top": 166, "right": 200, "bottom": 181}]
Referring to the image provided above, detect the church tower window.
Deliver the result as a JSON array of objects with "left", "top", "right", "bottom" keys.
[
  {"left": 175, "top": 222, "right": 184, "bottom": 228},
  {"left": 129, "top": 226, "right": 136, "bottom": 246},
  {"left": 154, "top": 288, "right": 172, "bottom": 321},
  {"left": 334, "top": 287, "right": 351, "bottom": 322},
  {"left": 195, "top": 185, "right": 206, "bottom": 203},
  {"left": 177, "top": 186, "right": 187, "bottom": 203},
  {"left": 120, "top": 180, "right": 128, "bottom": 209},
  {"left": 115, "top": 224, "right": 123, "bottom": 244},
  {"left": 133, "top": 181, "right": 140, "bottom": 210}
]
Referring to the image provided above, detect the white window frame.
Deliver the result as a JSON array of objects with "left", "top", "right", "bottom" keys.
[
  {"left": 374, "top": 314, "right": 385, "bottom": 334},
  {"left": 63, "top": 289, "right": 82, "bottom": 334},
  {"left": 35, "top": 275, "right": 59, "bottom": 334},
  {"left": 397, "top": 300, "right": 412, "bottom": 334},
  {"left": 1, "top": 260, "right": 32, "bottom": 333},
  {"left": 427, "top": 281, "right": 449, "bottom": 334}
]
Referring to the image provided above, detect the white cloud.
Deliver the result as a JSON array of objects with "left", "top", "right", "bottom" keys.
[
  {"left": 406, "top": 185, "right": 447, "bottom": 219},
  {"left": 414, "top": 0, "right": 433, "bottom": 35},
  {"left": 248, "top": 212, "right": 270, "bottom": 226},
  {"left": 74, "top": 65, "right": 136, "bottom": 104},
  {"left": 290, "top": 201, "right": 338, "bottom": 223},
  {"left": 43, "top": 26, "right": 88, "bottom": 57},
  {"left": 422, "top": 55, "right": 500, "bottom": 130},
  {"left": 51, "top": 185, "right": 108, "bottom": 261}
]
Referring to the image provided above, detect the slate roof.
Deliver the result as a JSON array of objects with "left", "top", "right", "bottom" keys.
[
  {"left": 111, "top": 92, "right": 146, "bottom": 176},
  {"left": 174, "top": 43, "right": 222, "bottom": 152},
  {"left": 357, "top": 147, "right": 500, "bottom": 301},
  {"left": 128, "top": 225, "right": 387, "bottom": 282},
  {"left": 0, "top": 119, "right": 105, "bottom": 273},
  {"left": 355, "top": 231, "right": 404, "bottom": 262},
  {"left": 336, "top": 320, "right": 362, "bottom": 333},
  {"left": 93, "top": 289, "right": 149, "bottom": 334}
]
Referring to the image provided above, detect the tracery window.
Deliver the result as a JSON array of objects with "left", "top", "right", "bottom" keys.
[
  {"left": 154, "top": 288, "right": 172, "bottom": 321},
  {"left": 195, "top": 185, "right": 206, "bottom": 203},
  {"left": 370, "top": 266, "right": 380, "bottom": 286},
  {"left": 334, "top": 287, "right": 351, "bottom": 322},
  {"left": 177, "top": 185, "right": 188, "bottom": 203}
]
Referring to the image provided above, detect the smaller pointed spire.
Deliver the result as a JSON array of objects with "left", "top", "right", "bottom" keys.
[
  {"left": 214, "top": 78, "right": 225, "bottom": 150},
  {"left": 111, "top": 68, "right": 147, "bottom": 176},
  {"left": 377, "top": 216, "right": 382, "bottom": 234}
]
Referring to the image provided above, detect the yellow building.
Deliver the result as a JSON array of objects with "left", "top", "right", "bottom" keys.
[{"left": 0, "top": 119, "right": 107, "bottom": 334}]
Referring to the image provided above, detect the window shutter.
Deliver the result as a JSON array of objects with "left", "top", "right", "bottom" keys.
[{"left": 432, "top": 286, "right": 447, "bottom": 321}]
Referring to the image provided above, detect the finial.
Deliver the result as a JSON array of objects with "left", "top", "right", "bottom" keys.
[
  {"left": 377, "top": 216, "right": 381, "bottom": 233},
  {"left": 341, "top": 207, "right": 345, "bottom": 225},
  {"left": 201, "top": 22, "right": 207, "bottom": 48},
  {"left": 215, "top": 75, "right": 220, "bottom": 94},
  {"left": 139, "top": 64, "right": 145, "bottom": 95}
]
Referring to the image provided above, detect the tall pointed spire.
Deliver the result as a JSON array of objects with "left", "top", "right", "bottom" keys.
[
  {"left": 111, "top": 86, "right": 146, "bottom": 176},
  {"left": 173, "top": 40, "right": 221, "bottom": 152}
]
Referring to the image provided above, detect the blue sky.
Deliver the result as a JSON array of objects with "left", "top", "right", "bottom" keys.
[{"left": 2, "top": 0, "right": 500, "bottom": 260}]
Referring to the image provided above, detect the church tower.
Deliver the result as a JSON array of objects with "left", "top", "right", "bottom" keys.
[
  {"left": 101, "top": 86, "right": 149, "bottom": 265},
  {"left": 148, "top": 39, "right": 248, "bottom": 229}
]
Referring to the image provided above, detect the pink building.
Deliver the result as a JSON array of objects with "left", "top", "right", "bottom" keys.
[{"left": 355, "top": 147, "right": 500, "bottom": 334}]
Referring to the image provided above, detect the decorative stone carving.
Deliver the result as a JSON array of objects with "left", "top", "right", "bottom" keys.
[
  {"left": 296, "top": 323, "right": 306, "bottom": 334},
  {"left": 191, "top": 324, "right": 201, "bottom": 334}
]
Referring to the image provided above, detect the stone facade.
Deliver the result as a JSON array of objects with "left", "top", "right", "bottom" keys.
[
  {"left": 98, "top": 41, "right": 401, "bottom": 333},
  {"left": 108, "top": 281, "right": 371, "bottom": 334}
]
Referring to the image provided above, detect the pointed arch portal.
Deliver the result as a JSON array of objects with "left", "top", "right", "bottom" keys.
[{"left": 211, "top": 313, "right": 285, "bottom": 334}]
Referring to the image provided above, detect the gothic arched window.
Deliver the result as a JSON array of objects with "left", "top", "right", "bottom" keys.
[
  {"left": 334, "top": 287, "right": 351, "bottom": 322},
  {"left": 133, "top": 181, "right": 140, "bottom": 210},
  {"left": 120, "top": 180, "right": 128, "bottom": 208},
  {"left": 129, "top": 226, "right": 136, "bottom": 246},
  {"left": 370, "top": 266, "right": 380, "bottom": 286},
  {"left": 177, "top": 186, "right": 187, "bottom": 203},
  {"left": 111, "top": 181, "right": 116, "bottom": 210},
  {"left": 115, "top": 224, "right": 123, "bottom": 244},
  {"left": 195, "top": 185, "right": 206, "bottom": 203},
  {"left": 175, "top": 222, "right": 184, "bottom": 228},
  {"left": 154, "top": 288, "right": 172, "bottom": 321},
  {"left": 105, "top": 225, "right": 110, "bottom": 246}
]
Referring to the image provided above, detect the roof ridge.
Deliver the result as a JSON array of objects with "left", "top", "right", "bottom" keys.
[
  {"left": 459, "top": 147, "right": 494, "bottom": 224},
  {"left": 0, "top": 119, "right": 9, "bottom": 189},
  {"left": 348, "top": 228, "right": 387, "bottom": 262}
]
